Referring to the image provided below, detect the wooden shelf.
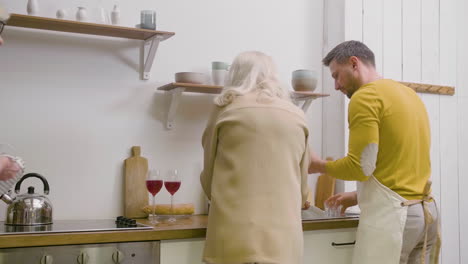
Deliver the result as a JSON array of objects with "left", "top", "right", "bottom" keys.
[
  {"left": 158, "top": 83, "right": 223, "bottom": 94},
  {"left": 157, "top": 83, "right": 329, "bottom": 129},
  {"left": 6, "top": 14, "right": 175, "bottom": 80},
  {"left": 7, "top": 13, "right": 175, "bottom": 40},
  {"left": 291, "top": 91, "right": 330, "bottom": 100},
  {"left": 400, "top": 81, "right": 455, "bottom": 96}
]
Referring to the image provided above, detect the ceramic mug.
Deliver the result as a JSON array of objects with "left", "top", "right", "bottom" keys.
[
  {"left": 212, "top": 61, "right": 229, "bottom": 71},
  {"left": 212, "top": 70, "right": 227, "bottom": 86}
]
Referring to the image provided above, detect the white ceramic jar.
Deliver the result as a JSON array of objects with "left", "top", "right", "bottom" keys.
[
  {"left": 76, "top": 7, "right": 87, "bottom": 22},
  {"left": 26, "top": 0, "right": 39, "bottom": 16}
]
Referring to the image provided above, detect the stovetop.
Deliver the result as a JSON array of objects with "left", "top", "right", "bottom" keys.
[{"left": 0, "top": 217, "right": 153, "bottom": 235}]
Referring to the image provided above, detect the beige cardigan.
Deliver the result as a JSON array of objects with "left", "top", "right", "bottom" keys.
[{"left": 200, "top": 92, "right": 310, "bottom": 264}]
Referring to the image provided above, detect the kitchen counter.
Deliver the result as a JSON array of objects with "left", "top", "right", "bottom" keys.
[{"left": 0, "top": 215, "right": 358, "bottom": 249}]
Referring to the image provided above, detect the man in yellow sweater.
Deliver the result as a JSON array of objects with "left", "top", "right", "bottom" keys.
[{"left": 309, "top": 41, "right": 440, "bottom": 264}]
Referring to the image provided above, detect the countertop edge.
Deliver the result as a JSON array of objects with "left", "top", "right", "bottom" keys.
[{"left": 0, "top": 216, "right": 358, "bottom": 249}]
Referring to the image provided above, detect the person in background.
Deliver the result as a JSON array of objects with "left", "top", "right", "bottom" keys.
[
  {"left": 308, "top": 40, "right": 440, "bottom": 264},
  {"left": 0, "top": 5, "right": 9, "bottom": 46},
  {"left": 0, "top": 155, "right": 22, "bottom": 181},
  {"left": 200, "top": 51, "right": 310, "bottom": 264},
  {"left": 0, "top": 7, "right": 24, "bottom": 184}
]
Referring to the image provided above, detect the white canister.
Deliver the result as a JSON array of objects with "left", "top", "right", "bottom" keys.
[
  {"left": 76, "top": 7, "right": 87, "bottom": 22},
  {"left": 56, "top": 9, "right": 66, "bottom": 19},
  {"left": 111, "top": 5, "right": 120, "bottom": 25},
  {"left": 27, "top": 0, "right": 39, "bottom": 16}
]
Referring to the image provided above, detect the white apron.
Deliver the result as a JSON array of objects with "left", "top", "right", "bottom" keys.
[
  {"left": 353, "top": 176, "right": 440, "bottom": 264},
  {"left": 352, "top": 176, "right": 408, "bottom": 264}
]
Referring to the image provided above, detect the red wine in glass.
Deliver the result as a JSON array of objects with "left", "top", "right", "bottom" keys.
[
  {"left": 147, "top": 169, "right": 161, "bottom": 225},
  {"left": 164, "top": 181, "right": 181, "bottom": 195},
  {"left": 165, "top": 169, "right": 181, "bottom": 222},
  {"left": 146, "top": 180, "right": 163, "bottom": 196}
]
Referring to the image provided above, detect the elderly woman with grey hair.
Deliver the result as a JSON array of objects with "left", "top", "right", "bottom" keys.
[{"left": 200, "top": 51, "right": 311, "bottom": 264}]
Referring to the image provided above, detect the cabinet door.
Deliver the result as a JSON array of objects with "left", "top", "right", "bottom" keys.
[
  {"left": 160, "top": 239, "right": 205, "bottom": 264},
  {"left": 304, "top": 228, "right": 356, "bottom": 264}
]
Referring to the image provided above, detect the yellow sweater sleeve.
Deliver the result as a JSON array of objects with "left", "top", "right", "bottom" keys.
[{"left": 325, "top": 86, "right": 381, "bottom": 181}]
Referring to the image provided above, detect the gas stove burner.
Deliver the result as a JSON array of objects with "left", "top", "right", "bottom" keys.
[{"left": 115, "top": 216, "right": 137, "bottom": 227}]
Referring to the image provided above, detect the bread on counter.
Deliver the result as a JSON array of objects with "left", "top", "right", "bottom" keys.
[{"left": 142, "top": 203, "right": 194, "bottom": 215}]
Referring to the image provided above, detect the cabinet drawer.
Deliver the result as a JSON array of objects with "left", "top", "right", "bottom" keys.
[
  {"left": 160, "top": 239, "right": 205, "bottom": 264},
  {"left": 304, "top": 228, "right": 356, "bottom": 264}
]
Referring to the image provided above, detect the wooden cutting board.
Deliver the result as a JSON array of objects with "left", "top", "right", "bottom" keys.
[
  {"left": 124, "top": 146, "right": 148, "bottom": 218},
  {"left": 315, "top": 157, "right": 336, "bottom": 210}
]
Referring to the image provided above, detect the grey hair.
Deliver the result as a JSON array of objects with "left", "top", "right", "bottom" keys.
[
  {"left": 322, "top": 40, "right": 375, "bottom": 67},
  {"left": 214, "top": 51, "right": 289, "bottom": 107}
]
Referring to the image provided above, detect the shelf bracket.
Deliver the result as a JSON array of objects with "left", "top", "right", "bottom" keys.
[
  {"left": 142, "top": 35, "right": 164, "bottom": 80},
  {"left": 293, "top": 98, "right": 316, "bottom": 112},
  {"left": 166, "top": 87, "right": 185, "bottom": 130}
]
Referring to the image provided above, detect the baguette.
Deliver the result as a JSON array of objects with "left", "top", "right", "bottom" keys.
[{"left": 142, "top": 203, "right": 194, "bottom": 215}]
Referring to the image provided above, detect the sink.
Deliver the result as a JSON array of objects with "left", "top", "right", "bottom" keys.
[{"left": 301, "top": 206, "right": 360, "bottom": 220}]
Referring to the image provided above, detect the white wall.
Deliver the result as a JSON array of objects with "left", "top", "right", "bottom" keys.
[
  {"left": 0, "top": 0, "right": 325, "bottom": 219},
  {"left": 325, "top": 0, "right": 463, "bottom": 263}
]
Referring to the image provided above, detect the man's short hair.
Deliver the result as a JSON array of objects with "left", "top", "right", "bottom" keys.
[{"left": 322, "top": 40, "right": 375, "bottom": 67}]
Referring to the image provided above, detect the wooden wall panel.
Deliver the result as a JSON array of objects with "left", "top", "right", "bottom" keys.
[
  {"left": 362, "top": 0, "right": 383, "bottom": 73},
  {"left": 342, "top": 0, "right": 363, "bottom": 194},
  {"left": 344, "top": 0, "right": 363, "bottom": 41},
  {"left": 457, "top": 0, "right": 468, "bottom": 262},
  {"left": 458, "top": 98, "right": 468, "bottom": 264},
  {"left": 382, "top": 0, "right": 402, "bottom": 80},
  {"left": 322, "top": 0, "right": 347, "bottom": 194},
  {"left": 402, "top": 0, "right": 422, "bottom": 83},
  {"left": 421, "top": 0, "right": 441, "bottom": 208},
  {"left": 439, "top": 0, "right": 460, "bottom": 262}
]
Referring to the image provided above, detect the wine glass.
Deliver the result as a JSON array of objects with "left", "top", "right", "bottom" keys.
[
  {"left": 164, "top": 169, "right": 181, "bottom": 222},
  {"left": 146, "top": 169, "right": 163, "bottom": 225}
]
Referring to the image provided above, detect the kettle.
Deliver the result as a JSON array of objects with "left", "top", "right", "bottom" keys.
[{"left": 1, "top": 173, "right": 53, "bottom": 226}]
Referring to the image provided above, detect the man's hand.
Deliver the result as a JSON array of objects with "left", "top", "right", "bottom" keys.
[
  {"left": 325, "top": 191, "right": 358, "bottom": 215},
  {"left": 302, "top": 201, "right": 311, "bottom": 210},
  {"left": 0, "top": 156, "right": 22, "bottom": 181},
  {"left": 308, "top": 149, "right": 327, "bottom": 174}
]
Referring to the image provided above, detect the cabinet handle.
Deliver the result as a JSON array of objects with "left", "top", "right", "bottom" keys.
[{"left": 331, "top": 240, "right": 356, "bottom": 247}]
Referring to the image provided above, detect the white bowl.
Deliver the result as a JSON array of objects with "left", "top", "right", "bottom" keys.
[
  {"left": 291, "top": 69, "right": 318, "bottom": 92},
  {"left": 175, "top": 72, "right": 206, "bottom": 84}
]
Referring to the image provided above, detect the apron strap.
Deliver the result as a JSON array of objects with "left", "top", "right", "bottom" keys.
[{"left": 400, "top": 180, "right": 441, "bottom": 264}]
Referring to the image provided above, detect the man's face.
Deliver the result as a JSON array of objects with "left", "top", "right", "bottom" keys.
[{"left": 329, "top": 59, "right": 360, "bottom": 99}]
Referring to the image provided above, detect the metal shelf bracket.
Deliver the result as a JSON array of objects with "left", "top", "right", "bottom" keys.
[
  {"left": 166, "top": 87, "right": 185, "bottom": 129},
  {"left": 142, "top": 35, "right": 165, "bottom": 80},
  {"left": 292, "top": 97, "right": 317, "bottom": 112}
]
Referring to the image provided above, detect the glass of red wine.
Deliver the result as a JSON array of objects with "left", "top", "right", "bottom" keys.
[
  {"left": 146, "top": 169, "right": 163, "bottom": 225},
  {"left": 164, "top": 169, "right": 181, "bottom": 222}
]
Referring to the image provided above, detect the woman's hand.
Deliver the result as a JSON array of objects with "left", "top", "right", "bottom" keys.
[
  {"left": 302, "top": 201, "right": 311, "bottom": 210},
  {"left": 0, "top": 156, "right": 22, "bottom": 181},
  {"left": 325, "top": 191, "right": 358, "bottom": 214}
]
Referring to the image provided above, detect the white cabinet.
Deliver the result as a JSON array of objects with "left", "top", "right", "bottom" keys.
[
  {"left": 160, "top": 228, "right": 356, "bottom": 264},
  {"left": 160, "top": 238, "right": 205, "bottom": 264},
  {"left": 303, "top": 228, "right": 356, "bottom": 264}
]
